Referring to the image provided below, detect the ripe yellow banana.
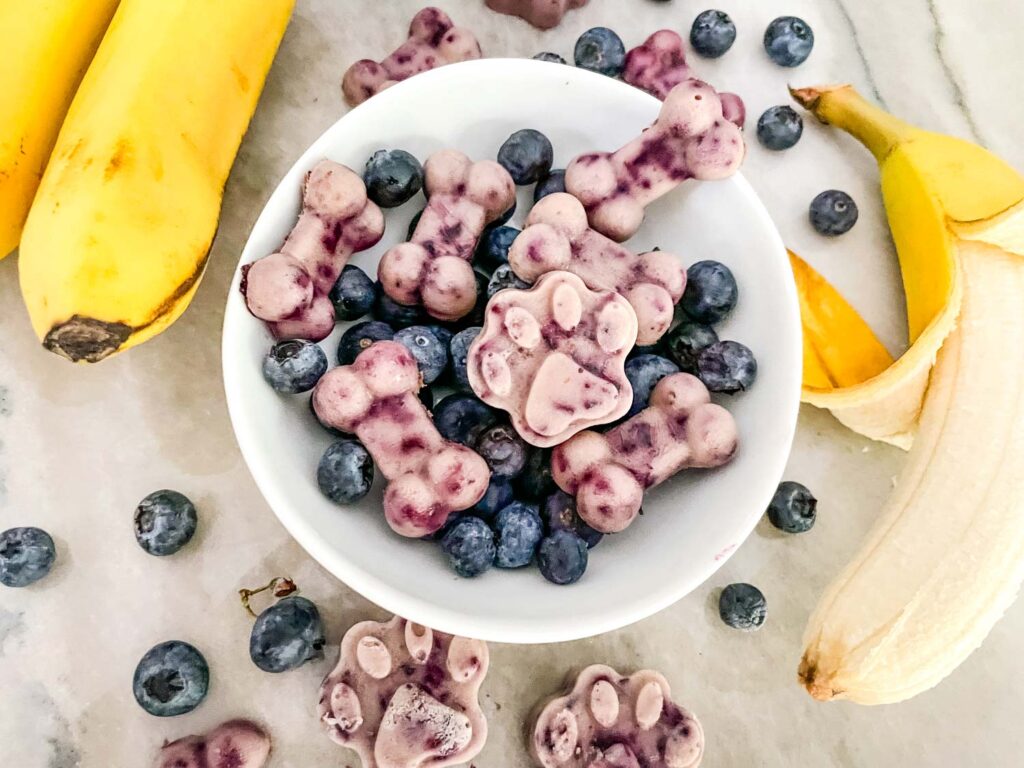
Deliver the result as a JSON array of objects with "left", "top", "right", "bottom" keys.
[
  {"left": 0, "top": 0, "right": 119, "bottom": 258},
  {"left": 19, "top": 0, "right": 295, "bottom": 362}
]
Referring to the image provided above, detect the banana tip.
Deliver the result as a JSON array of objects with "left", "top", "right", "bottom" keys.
[{"left": 789, "top": 83, "right": 852, "bottom": 122}]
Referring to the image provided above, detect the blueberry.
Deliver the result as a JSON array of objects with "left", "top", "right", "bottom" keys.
[
  {"left": 0, "top": 527, "right": 56, "bottom": 588},
  {"left": 418, "top": 385, "right": 434, "bottom": 411},
  {"left": 329, "top": 264, "right": 377, "bottom": 321},
  {"left": 666, "top": 321, "right": 719, "bottom": 373},
  {"left": 473, "top": 478, "right": 515, "bottom": 522},
  {"left": 516, "top": 449, "right": 556, "bottom": 501},
  {"left": 493, "top": 502, "right": 544, "bottom": 568},
  {"left": 433, "top": 394, "right": 498, "bottom": 445},
  {"left": 719, "top": 583, "right": 767, "bottom": 630},
  {"left": 625, "top": 354, "right": 680, "bottom": 417},
  {"left": 394, "top": 325, "right": 448, "bottom": 384},
  {"left": 337, "top": 320, "right": 394, "bottom": 365},
  {"left": 756, "top": 106, "right": 803, "bottom": 151},
  {"left": 474, "top": 424, "right": 530, "bottom": 479},
  {"left": 533, "top": 52, "right": 567, "bottom": 64},
  {"left": 764, "top": 16, "right": 814, "bottom": 67},
  {"left": 574, "top": 27, "right": 626, "bottom": 77},
  {"left": 809, "top": 190, "right": 859, "bottom": 236},
  {"left": 542, "top": 490, "right": 603, "bottom": 548},
  {"left": 373, "top": 285, "right": 425, "bottom": 328},
  {"left": 425, "top": 324, "right": 453, "bottom": 350},
  {"left": 449, "top": 327, "right": 481, "bottom": 389},
  {"left": 533, "top": 170, "right": 566, "bottom": 203},
  {"left": 681, "top": 260, "right": 738, "bottom": 324},
  {"left": 690, "top": 10, "right": 736, "bottom": 58},
  {"left": 363, "top": 149, "right": 424, "bottom": 208},
  {"left": 422, "top": 510, "right": 467, "bottom": 542},
  {"left": 317, "top": 440, "right": 374, "bottom": 504},
  {"left": 441, "top": 517, "right": 496, "bottom": 577},
  {"left": 537, "top": 530, "right": 588, "bottom": 585},
  {"left": 767, "top": 481, "right": 817, "bottom": 534},
  {"left": 249, "top": 595, "right": 326, "bottom": 673},
  {"left": 697, "top": 340, "right": 757, "bottom": 393},
  {"left": 407, "top": 209, "right": 424, "bottom": 240},
  {"left": 487, "top": 264, "right": 530, "bottom": 299},
  {"left": 498, "top": 129, "right": 554, "bottom": 185},
  {"left": 134, "top": 490, "right": 198, "bottom": 557},
  {"left": 628, "top": 338, "right": 667, "bottom": 359},
  {"left": 132, "top": 640, "right": 209, "bottom": 716},
  {"left": 476, "top": 225, "right": 520, "bottom": 271},
  {"left": 262, "top": 339, "right": 328, "bottom": 394}
]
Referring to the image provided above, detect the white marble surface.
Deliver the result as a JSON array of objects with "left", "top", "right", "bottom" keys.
[{"left": 2, "top": 1, "right": 1024, "bottom": 766}]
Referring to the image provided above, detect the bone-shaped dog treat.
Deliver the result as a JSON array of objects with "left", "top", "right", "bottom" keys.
[
  {"left": 319, "top": 615, "right": 489, "bottom": 768},
  {"left": 243, "top": 160, "right": 385, "bottom": 341},
  {"left": 342, "top": 7, "right": 482, "bottom": 106},
  {"left": 313, "top": 341, "right": 489, "bottom": 536},
  {"left": 156, "top": 720, "right": 271, "bottom": 768},
  {"left": 564, "top": 79, "right": 745, "bottom": 242},
  {"left": 378, "top": 149, "right": 516, "bottom": 321},
  {"left": 509, "top": 193, "right": 685, "bottom": 345},
  {"left": 552, "top": 373, "right": 737, "bottom": 533},
  {"left": 485, "top": 0, "right": 588, "bottom": 29},
  {"left": 467, "top": 271, "right": 637, "bottom": 448},
  {"left": 531, "top": 664, "right": 704, "bottom": 768}
]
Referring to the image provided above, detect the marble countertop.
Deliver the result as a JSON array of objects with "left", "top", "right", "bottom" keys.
[{"left": 3, "top": 1, "right": 1024, "bottom": 766}]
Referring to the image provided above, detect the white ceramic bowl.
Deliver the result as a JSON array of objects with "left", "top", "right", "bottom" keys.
[{"left": 223, "top": 59, "right": 800, "bottom": 644}]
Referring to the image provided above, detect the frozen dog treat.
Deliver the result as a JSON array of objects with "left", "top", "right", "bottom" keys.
[
  {"left": 485, "top": 0, "right": 588, "bottom": 29},
  {"left": 509, "top": 193, "right": 685, "bottom": 345},
  {"left": 531, "top": 664, "right": 704, "bottom": 768},
  {"left": 467, "top": 271, "right": 637, "bottom": 448},
  {"left": 313, "top": 342, "right": 489, "bottom": 536},
  {"left": 243, "top": 160, "right": 385, "bottom": 341},
  {"left": 156, "top": 720, "right": 270, "bottom": 768},
  {"left": 565, "top": 79, "right": 745, "bottom": 242},
  {"left": 552, "top": 373, "right": 737, "bottom": 533},
  {"left": 319, "top": 615, "right": 489, "bottom": 768},
  {"left": 378, "top": 149, "right": 516, "bottom": 321},
  {"left": 342, "top": 7, "right": 482, "bottom": 106}
]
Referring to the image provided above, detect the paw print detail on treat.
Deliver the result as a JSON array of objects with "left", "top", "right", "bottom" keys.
[
  {"left": 467, "top": 271, "right": 637, "bottom": 448},
  {"left": 509, "top": 193, "right": 685, "bottom": 345},
  {"left": 243, "top": 160, "right": 385, "bottom": 341},
  {"left": 552, "top": 373, "right": 737, "bottom": 533},
  {"left": 485, "top": 0, "right": 588, "bottom": 30},
  {"left": 156, "top": 720, "right": 271, "bottom": 768},
  {"left": 313, "top": 342, "right": 490, "bottom": 536},
  {"left": 319, "top": 616, "right": 489, "bottom": 768},
  {"left": 378, "top": 150, "right": 516, "bottom": 321},
  {"left": 564, "top": 79, "right": 745, "bottom": 242},
  {"left": 531, "top": 664, "right": 704, "bottom": 768},
  {"left": 342, "top": 8, "right": 482, "bottom": 106}
]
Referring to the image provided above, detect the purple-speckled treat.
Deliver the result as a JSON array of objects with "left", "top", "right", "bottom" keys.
[
  {"left": 342, "top": 7, "right": 482, "bottom": 106},
  {"left": 243, "top": 160, "right": 385, "bottom": 341},
  {"left": 564, "top": 79, "right": 745, "bottom": 243},
  {"left": 531, "top": 664, "right": 704, "bottom": 768},
  {"left": 319, "top": 616, "right": 489, "bottom": 768},
  {"left": 313, "top": 342, "right": 489, "bottom": 536},
  {"left": 378, "top": 149, "right": 516, "bottom": 321},
  {"left": 156, "top": 720, "right": 271, "bottom": 768},
  {"left": 509, "top": 193, "right": 685, "bottom": 345},
  {"left": 485, "top": 0, "right": 588, "bottom": 29},
  {"left": 551, "top": 373, "right": 737, "bottom": 533}
]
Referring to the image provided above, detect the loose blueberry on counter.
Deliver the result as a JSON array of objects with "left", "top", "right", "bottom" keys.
[
  {"left": 475, "top": 424, "right": 530, "bottom": 479},
  {"left": 498, "top": 129, "right": 554, "bottom": 185},
  {"left": 809, "top": 190, "right": 859, "bottom": 236},
  {"left": 0, "top": 527, "right": 56, "bottom": 588},
  {"left": 666, "top": 321, "right": 719, "bottom": 373},
  {"left": 433, "top": 393, "right": 499, "bottom": 445},
  {"left": 538, "top": 529, "right": 589, "bottom": 585},
  {"left": 494, "top": 502, "right": 544, "bottom": 568},
  {"left": 488, "top": 263, "right": 531, "bottom": 299},
  {"left": 764, "top": 16, "right": 814, "bottom": 67},
  {"left": 476, "top": 225, "right": 520, "bottom": 271},
  {"left": 517, "top": 449, "right": 556, "bottom": 500},
  {"left": 690, "top": 10, "right": 737, "bottom": 58},
  {"left": 134, "top": 490, "right": 198, "bottom": 557},
  {"left": 363, "top": 149, "right": 424, "bottom": 208},
  {"left": 767, "top": 481, "right": 817, "bottom": 533},
  {"left": 449, "top": 327, "right": 482, "bottom": 389},
  {"left": 719, "top": 583, "right": 767, "bottom": 630},
  {"left": 133, "top": 640, "right": 209, "bottom": 716},
  {"left": 249, "top": 595, "right": 326, "bottom": 673},
  {"left": 533, "top": 51, "right": 567, "bottom": 64},
  {"left": 542, "top": 490, "right": 603, "bottom": 548},
  {"left": 329, "top": 264, "right": 377, "bottom": 321},
  {"left": 473, "top": 478, "right": 515, "bottom": 522},
  {"left": 441, "top": 516, "right": 496, "bottom": 577},
  {"left": 337, "top": 320, "right": 395, "bottom": 365},
  {"left": 625, "top": 354, "right": 680, "bottom": 417},
  {"left": 262, "top": 339, "right": 328, "bottom": 394},
  {"left": 395, "top": 325, "right": 448, "bottom": 384},
  {"left": 681, "top": 260, "right": 739, "bottom": 324},
  {"left": 574, "top": 27, "right": 626, "bottom": 77},
  {"left": 756, "top": 105, "right": 803, "bottom": 151},
  {"left": 697, "top": 340, "right": 757, "bottom": 394},
  {"left": 534, "top": 169, "right": 566, "bottom": 203},
  {"left": 406, "top": 209, "right": 423, "bottom": 240},
  {"left": 373, "top": 285, "right": 426, "bottom": 328},
  {"left": 317, "top": 440, "right": 374, "bottom": 504}
]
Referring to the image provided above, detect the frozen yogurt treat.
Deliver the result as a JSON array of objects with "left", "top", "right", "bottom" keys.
[
  {"left": 485, "top": 0, "right": 588, "bottom": 29},
  {"left": 342, "top": 7, "right": 482, "bottom": 106},
  {"left": 319, "top": 615, "right": 489, "bottom": 768},
  {"left": 313, "top": 342, "right": 490, "bottom": 536},
  {"left": 552, "top": 373, "right": 737, "bottom": 532},
  {"left": 156, "top": 720, "right": 271, "bottom": 768}
]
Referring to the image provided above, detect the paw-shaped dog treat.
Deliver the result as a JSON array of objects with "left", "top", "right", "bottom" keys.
[
  {"left": 243, "top": 160, "right": 385, "bottom": 341},
  {"left": 342, "top": 8, "right": 482, "bottom": 106},
  {"left": 485, "top": 0, "right": 588, "bottom": 29},
  {"left": 564, "top": 79, "right": 745, "bottom": 242},
  {"left": 378, "top": 150, "right": 516, "bottom": 321},
  {"left": 531, "top": 664, "right": 704, "bottom": 768},
  {"left": 509, "top": 193, "right": 685, "bottom": 345},
  {"left": 467, "top": 271, "right": 637, "bottom": 448},
  {"left": 313, "top": 342, "right": 489, "bottom": 536},
  {"left": 552, "top": 373, "right": 737, "bottom": 532},
  {"left": 156, "top": 720, "right": 271, "bottom": 768},
  {"left": 319, "top": 615, "right": 489, "bottom": 768}
]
